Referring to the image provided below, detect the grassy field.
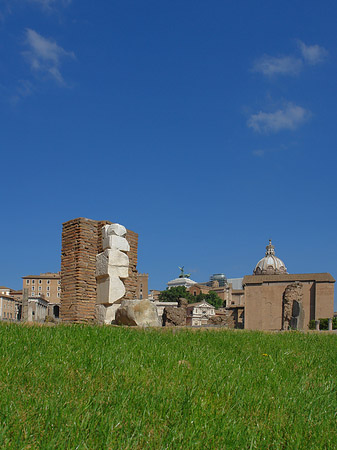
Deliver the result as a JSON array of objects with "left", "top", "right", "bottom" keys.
[{"left": 0, "top": 324, "right": 337, "bottom": 449}]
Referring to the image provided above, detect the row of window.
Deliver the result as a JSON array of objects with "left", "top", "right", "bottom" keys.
[
  {"left": 26, "top": 279, "right": 61, "bottom": 285},
  {"left": 3, "top": 312, "right": 13, "bottom": 319},
  {"left": 30, "top": 292, "right": 60, "bottom": 298},
  {"left": 31, "top": 286, "right": 60, "bottom": 291}
]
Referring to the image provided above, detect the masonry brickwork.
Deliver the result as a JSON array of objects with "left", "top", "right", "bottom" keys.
[
  {"left": 243, "top": 273, "right": 335, "bottom": 331},
  {"left": 61, "top": 217, "right": 138, "bottom": 323}
]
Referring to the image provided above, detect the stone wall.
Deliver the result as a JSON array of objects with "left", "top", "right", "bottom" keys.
[
  {"left": 243, "top": 273, "right": 335, "bottom": 331},
  {"left": 61, "top": 217, "right": 138, "bottom": 323}
]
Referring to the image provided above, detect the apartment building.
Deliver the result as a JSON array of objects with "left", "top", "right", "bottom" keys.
[
  {"left": 22, "top": 272, "right": 61, "bottom": 303},
  {"left": 0, "top": 294, "right": 21, "bottom": 320}
]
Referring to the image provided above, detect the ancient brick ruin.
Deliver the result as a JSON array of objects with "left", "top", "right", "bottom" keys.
[{"left": 60, "top": 217, "right": 138, "bottom": 323}]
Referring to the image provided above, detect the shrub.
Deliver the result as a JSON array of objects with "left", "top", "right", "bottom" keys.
[{"left": 308, "top": 318, "right": 337, "bottom": 330}]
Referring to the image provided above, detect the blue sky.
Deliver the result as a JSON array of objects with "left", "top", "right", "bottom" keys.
[{"left": 1, "top": 0, "right": 337, "bottom": 304}]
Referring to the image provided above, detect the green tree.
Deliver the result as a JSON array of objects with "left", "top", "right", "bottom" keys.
[
  {"left": 158, "top": 287, "right": 223, "bottom": 309},
  {"left": 158, "top": 286, "right": 194, "bottom": 302},
  {"left": 203, "top": 291, "right": 224, "bottom": 309}
]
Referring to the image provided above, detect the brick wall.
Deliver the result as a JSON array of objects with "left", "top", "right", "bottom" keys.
[
  {"left": 61, "top": 217, "right": 138, "bottom": 323},
  {"left": 124, "top": 230, "right": 138, "bottom": 300}
]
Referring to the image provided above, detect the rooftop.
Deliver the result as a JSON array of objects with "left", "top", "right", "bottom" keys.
[
  {"left": 22, "top": 272, "right": 60, "bottom": 279},
  {"left": 243, "top": 273, "right": 335, "bottom": 285}
]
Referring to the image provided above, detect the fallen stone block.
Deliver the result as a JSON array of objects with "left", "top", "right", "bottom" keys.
[{"left": 115, "top": 299, "right": 161, "bottom": 327}]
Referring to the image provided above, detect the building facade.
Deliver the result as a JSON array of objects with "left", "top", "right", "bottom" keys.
[
  {"left": 136, "top": 273, "right": 149, "bottom": 299},
  {"left": 243, "top": 241, "right": 335, "bottom": 331},
  {"left": 0, "top": 294, "right": 21, "bottom": 321},
  {"left": 186, "top": 301, "right": 215, "bottom": 326},
  {"left": 22, "top": 272, "right": 61, "bottom": 303}
]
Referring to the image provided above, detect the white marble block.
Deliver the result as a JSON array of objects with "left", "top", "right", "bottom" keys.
[
  {"left": 102, "top": 224, "right": 130, "bottom": 252},
  {"left": 96, "top": 223, "right": 130, "bottom": 306}
]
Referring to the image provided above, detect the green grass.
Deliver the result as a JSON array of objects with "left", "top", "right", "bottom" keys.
[{"left": 0, "top": 324, "right": 337, "bottom": 449}]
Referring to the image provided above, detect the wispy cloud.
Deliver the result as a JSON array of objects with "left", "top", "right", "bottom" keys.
[
  {"left": 252, "top": 149, "right": 265, "bottom": 157},
  {"left": 10, "top": 80, "right": 35, "bottom": 105},
  {"left": 253, "top": 41, "right": 328, "bottom": 77},
  {"left": 22, "top": 29, "right": 75, "bottom": 84},
  {"left": 247, "top": 103, "right": 311, "bottom": 133},
  {"left": 0, "top": 0, "right": 70, "bottom": 20},
  {"left": 298, "top": 41, "right": 328, "bottom": 65},
  {"left": 253, "top": 55, "right": 302, "bottom": 76},
  {"left": 27, "top": 0, "right": 71, "bottom": 11}
]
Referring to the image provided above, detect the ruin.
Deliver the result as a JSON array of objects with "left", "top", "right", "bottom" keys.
[
  {"left": 282, "top": 282, "right": 304, "bottom": 330},
  {"left": 60, "top": 217, "right": 138, "bottom": 323},
  {"left": 96, "top": 223, "right": 130, "bottom": 323}
]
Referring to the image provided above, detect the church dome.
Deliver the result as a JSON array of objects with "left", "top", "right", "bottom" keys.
[{"left": 253, "top": 240, "right": 288, "bottom": 275}]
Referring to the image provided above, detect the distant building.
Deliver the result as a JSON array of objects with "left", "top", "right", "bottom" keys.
[
  {"left": 0, "top": 286, "right": 10, "bottom": 296},
  {"left": 186, "top": 301, "right": 215, "bottom": 326},
  {"left": 149, "top": 289, "right": 161, "bottom": 301},
  {"left": 10, "top": 290, "right": 23, "bottom": 303},
  {"left": 26, "top": 296, "right": 49, "bottom": 323},
  {"left": 188, "top": 276, "right": 244, "bottom": 308},
  {"left": 0, "top": 293, "right": 21, "bottom": 321},
  {"left": 136, "top": 273, "right": 148, "bottom": 299},
  {"left": 208, "top": 273, "right": 227, "bottom": 287},
  {"left": 243, "top": 240, "right": 335, "bottom": 331},
  {"left": 167, "top": 267, "right": 197, "bottom": 289},
  {"left": 22, "top": 272, "right": 61, "bottom": 303},
  {"left": 22, "top": 272, "right": 61, "bottom": 321}
]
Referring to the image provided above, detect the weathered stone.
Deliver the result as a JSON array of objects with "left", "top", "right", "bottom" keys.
[
  {"left": 178, "top": 297, "right": 188, "bottom": 308},
  {"left": 96, "top": 224, "right": 129, "bottom": 306},
  {"left": 95, "top": 303, "right": 121, "bottom": 324},
  {"left": 115, "top": 299, "right": 161, "bottom": 327},
  {"left": 328, "top": 318, "right": 333, "bottom": 331},
  {"left": 61, "top": 218, "right": 138, "bottom": 323},
  {"left": 162, "top": 306, "right": 186, "bottom": 326},
  {"left": 207, "top": 313, "right": 234, "bottom": 328},
  {"left": 283, "top": 282, "right": 304, "bottom": 330}
]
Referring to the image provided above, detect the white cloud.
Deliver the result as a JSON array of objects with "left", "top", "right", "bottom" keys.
[
  {"left": 247, "top": 103, "right": 311, "bottom": 133},
  {"left": 253, "top": 55, "right": 302, "bottom": 76},
  {"left": 27, "top": 0, "right": 71, "bottom": 10},
  {"left": 298, "top": 41, "right": 328, "bottom": 65},
  {"left": 252, "top": 149, "right": 265, "bottom": 157},
  {"left": 22, "top": 29, "right": 75, "bottom": 84},
  {"left": 253, "top": 41, "right": 328, "bottom": 77}
]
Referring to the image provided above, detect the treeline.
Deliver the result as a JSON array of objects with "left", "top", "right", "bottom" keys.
[{"left": 158, "top": 286, "right": 224, "bottom": 309}]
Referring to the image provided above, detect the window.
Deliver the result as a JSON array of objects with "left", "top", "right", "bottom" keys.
[
  {"left": 38, "top": 286, "right": 42, "bottom": 291},
  {"left": 26, "top": 280, "right": 30, "bottom": 284},
  {"left": 39, "top": 280, "right": 42, "bottom": 284},
  {"left": 47, "top": 286, "right": 50, "bottom": 291},
  {"left": 58, "top": 280, "right": 60, "bottom": 285},
  {"left": 32, "top": 280, "right": 35, "bottom": 284},
  {"left": 31, "top": 286, "right": 35, "bottom": 291},
  {"left": 57, "top": 287, "right": 61, "bottom": 291},
  {"left": 47, "top": 280, "right": 50, "bottom": 285},
  {"left": 57, "top": 293, "right": 60, "bottom": 298},
  {"left": 47, "top": 292, "right": 50, "bottom": 298},
  {"left": 31, "top": 292, "right": 35, "bottom": 297}
]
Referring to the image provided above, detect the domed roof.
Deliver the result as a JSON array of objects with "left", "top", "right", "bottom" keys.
[{"left": 253, "top": 240, "right": 288, "bottom": 275}]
